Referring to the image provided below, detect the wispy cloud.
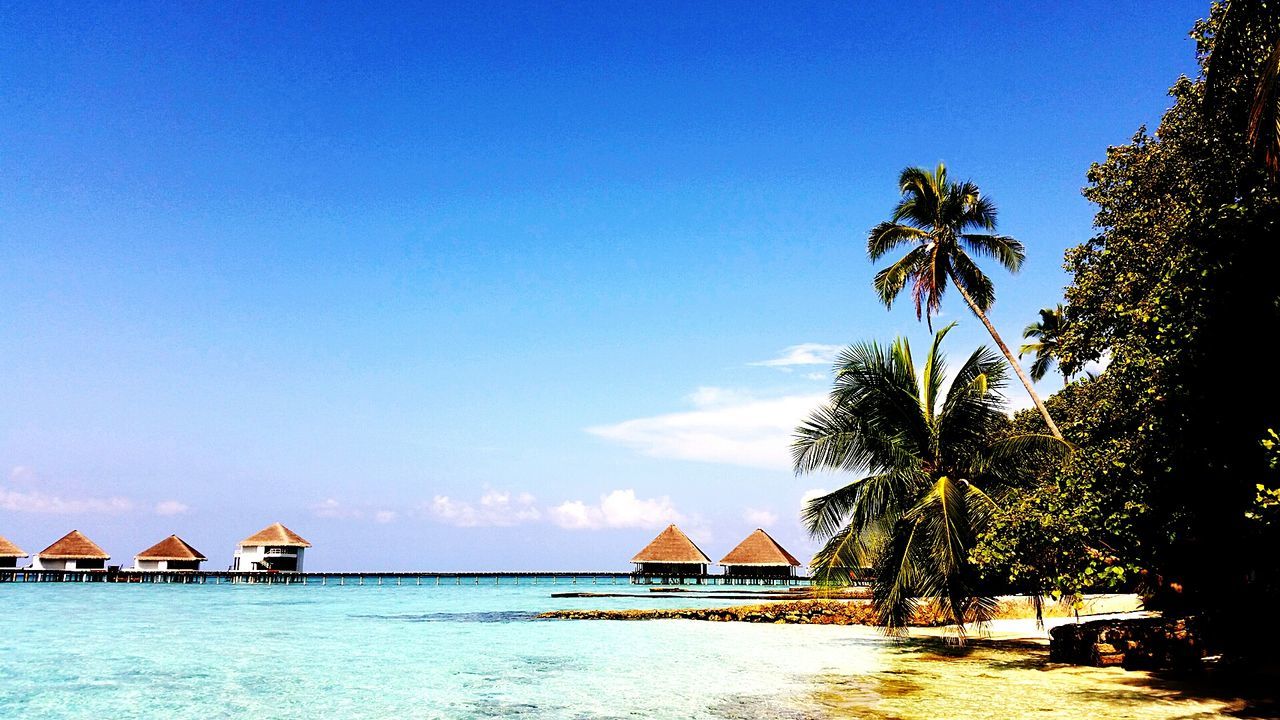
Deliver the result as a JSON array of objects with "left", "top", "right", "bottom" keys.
[
  {"left": 1, "top": 466, "right": 135, "bottom": 515},
  {"left": 742, "top": 507, "right": 778, "bottom": 527},
  {"left": 549, "top": 489, "right": 683, "bottom": 530},
  {"left": 155, "top": 500, "right": 190, "bottom": 516},
  {"left": 311, "top": 498, "right": 402, "bottom": 524},
  {"left": 587, "top": 389, "right": 824, "bottom": 470},
  {"left": 750, "top": 343, "right": 843, "bottom": 370},
  {"left": 427, "top": 490, "right": 541, "bottom": 527},
  {"left": 311, "top": 497, "right": 364, "bottom": 520},
  {"left": 0, "top": 487, "right": 134, "bottom": 515}
]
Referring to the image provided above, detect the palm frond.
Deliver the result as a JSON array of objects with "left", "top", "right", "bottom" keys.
[
  {"left": 1247, "top": 35, "right": 1280, "bottom": 178},
  {"left": 871, "top": 517, "right": 922, "bottom": 633},
  {"left": 960, "top": 233, "right": 1025, "bottom": 272},
  {"left": 920, "top": 322, "right": 957, "bottom": 426},
  {"left": 937, "top": 345, "right": 1008, "bottom": 464},
  {"left": 871, "top": 245, "right": 927, "bottom": 309},
  {"left": 868, "top": 222, "right": 927, "bottom": 261},
  {"left": 948, "top": 250, "right": 995, "bottom": 311},
  {"left": 1029, "top": 353, "right": 1054, "bottom": 382}
]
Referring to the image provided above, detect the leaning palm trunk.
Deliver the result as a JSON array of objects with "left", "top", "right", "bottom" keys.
[{"left": 948, "top": 269, "right": 1063, "bottom": 439}]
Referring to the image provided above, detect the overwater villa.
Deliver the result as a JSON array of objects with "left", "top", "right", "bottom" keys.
[
  {"left": 719, "top": 528, "right": 802, "bottom": 579},
  {"left": 630, "top": 524, "right": 710, "bottom": 578},
  {"left": 0, "top": 535, "right": 27, "bottom": 569},
  {"left": 30, "top": 530, "right": 110, "bottom": 571},
  {"left": 232, "top": 522, "right": 310, "bottom": 572},
  {"left": 134, "top": 535, "right": 207, "bottom": 571}
]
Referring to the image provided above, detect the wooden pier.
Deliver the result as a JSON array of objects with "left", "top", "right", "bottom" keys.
[{"left": 0, "top": 569, "right": 811, "bottom": 586}]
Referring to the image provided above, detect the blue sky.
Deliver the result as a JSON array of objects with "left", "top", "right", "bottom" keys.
[{"left": 1, "top": 2, "right": 1204, "bottom": 570}]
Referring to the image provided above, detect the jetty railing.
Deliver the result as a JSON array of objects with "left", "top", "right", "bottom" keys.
[{"left": 0, "top": 569, "right": 812, "bottom": 586}]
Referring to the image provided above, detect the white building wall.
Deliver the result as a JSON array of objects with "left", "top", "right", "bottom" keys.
[{"left": 233, "top": 545, "right": 305, "bottom": 572}]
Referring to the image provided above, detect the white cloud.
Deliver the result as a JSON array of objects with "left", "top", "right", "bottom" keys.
[
  {"left": 0, "top": 486, "right": 133, "bottom": 515},
  {"left": 312, "top": 497, "right": 364, "bottom": 520},
  {"left": 428, "top": 490, "right": 541, "bottom": 527},
  {"left": 374, "top": 510, "right": 398, "bottom": 524},
  {"left": 801, "top": 488, "right": 827, "bottom": 503},
  {"left": 549, "top": 489, "right": 684, "bottom": 530},
  {"left": 743, "top": 507, "right": 778, "bottom": 526},
  {"left": 155, "top": 500, "right": 189, "bottom": 516},
  {"left": 0, "top": 466, "right": 134, "bottom": 514},
  {"left": 587, "top": 390, "right": 825, "bottom": 470},
  {"left": 750, "top": 343, "right": 843, "bottom": 369},
  {"left": 1083, "top": 349, "right": 1113, "bottom": 376},
  {"left": 686, "top": 386, "right": 756, "bottom": 408}
]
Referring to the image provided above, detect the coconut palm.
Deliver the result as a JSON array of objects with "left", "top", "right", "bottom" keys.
[
  {"left": 868, "top": 163, "right": 1063, "bottom": 439},
  {"left": 1020, "top": 305, "right": 1068, "bottom": 383},
  {"left": 793, "top": 324, "right": 1058, "bottom": 634}
]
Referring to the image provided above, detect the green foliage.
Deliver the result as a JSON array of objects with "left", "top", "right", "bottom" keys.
[
  {"left": 1250, "top": 429, "right": 1280, "bottom": 525},
  {"left": 793, "top": 325, "right": 1065, "bottom": 635}
]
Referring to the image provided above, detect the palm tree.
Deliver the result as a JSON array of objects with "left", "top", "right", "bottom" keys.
[
  {"left": 1205, "top": 0, "right": 1280, "bottom": 179},
  {"left": 794, "top": 324, "right": 1055, "bottom": 634},
  {"left": 868, "top": 163, "right": 1063, "bottom": 440},
  {"left": 1020, "top": 305, "right": 1068, "bottom": 383}
]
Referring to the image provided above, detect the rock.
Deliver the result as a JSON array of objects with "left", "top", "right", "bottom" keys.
[{"left": 1049, "top": 616, "right": 1206, "bottom": 671}]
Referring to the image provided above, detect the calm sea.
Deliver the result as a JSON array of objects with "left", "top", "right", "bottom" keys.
[{"left": 0, "top": 583, "right": 1232, "bottom": 719}]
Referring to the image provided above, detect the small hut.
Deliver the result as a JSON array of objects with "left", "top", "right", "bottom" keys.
[
  {"left": 630, "top": 524, "right": 710, "bottom": 577},
  {"left": 0, "top": 535, "right": 27, "bottom": 569},
  {"left": 134, "top": 535, "right": 207, "bottom": 571},
  {"left": 232, "top": 522, "right": 310, "bottom": 572},
  {"left": 719, "top": 528, "right": 802, "bottom": 579},
  {"left": 31, "top": 530, "right": 110, "bottom": 571}
]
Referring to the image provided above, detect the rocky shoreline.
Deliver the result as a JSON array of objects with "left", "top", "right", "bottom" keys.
[
  {"left": 538, "top": 599, "right": 882, "bottom": 624},
  {"left": 538, "top": 594, "right": 1144, "bottom": 628}
]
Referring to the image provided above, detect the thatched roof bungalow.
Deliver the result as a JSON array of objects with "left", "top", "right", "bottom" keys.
[
  {"left": 31, "top": 530, "right": 109, "bottom": 571},
  {"left": 135, "top": 535, "right": 207, "bottom": 571},
  {"left": 0, "top": 535, "right": 27, "bottom": 569},
  {"left": 232, "top": 522, "right": 310, "bottom": 572},
  {"left": 719, "top": 528, "right": 802, "bottom": 578},
  {"left": 630, "top": 524, "right": 710, "bottom": 577}
]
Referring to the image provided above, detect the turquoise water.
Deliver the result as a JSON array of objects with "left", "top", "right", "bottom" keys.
[{"left": 0, "top": 584, "right": 1235, "bottom": 719}]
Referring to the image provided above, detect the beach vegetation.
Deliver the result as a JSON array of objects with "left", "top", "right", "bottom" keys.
[{"left": 970, "top": 3, "right": 1280, "bottom": 653}]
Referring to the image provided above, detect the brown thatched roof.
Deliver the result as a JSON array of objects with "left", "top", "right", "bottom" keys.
[
  {"left": 0, "top": 534, "right": 27, "bottom": 558},
  {"left": 38, "top": 530, "right": 109, "bottom": 560},
  {"left": 719, "top": 528, "right": 802, "bottom": 567},
  {"left": 630, "top": 524, "right": 710, "bottom": 564},
  {"left": 135, "top": 535, "right": 207, "bottom": 561},
  {"left": 238, "top": 522, "right": 311, "bottom": 548}
]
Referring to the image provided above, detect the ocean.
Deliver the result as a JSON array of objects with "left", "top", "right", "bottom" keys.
[{"left": 0, "top": 583, "right": 1232, "bottom": 719}]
